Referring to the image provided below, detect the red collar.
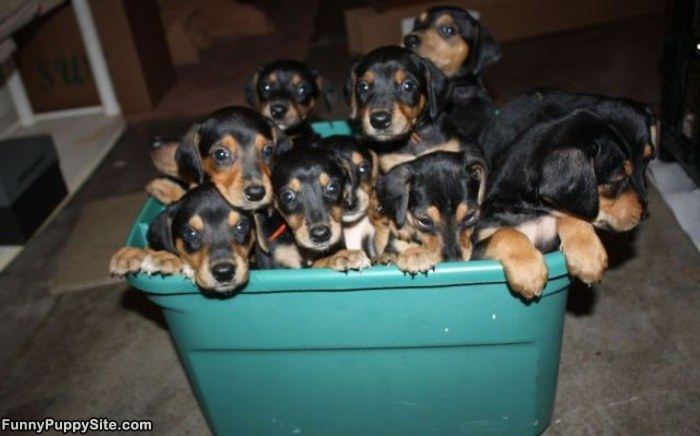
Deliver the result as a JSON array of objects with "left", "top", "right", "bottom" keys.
[{"left": 269, "top": 223, "right": 287, "bottom": 241}]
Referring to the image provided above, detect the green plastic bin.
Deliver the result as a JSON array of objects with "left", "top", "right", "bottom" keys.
[{"left": 125, "top": 121, "right": 569, "bottom": 435}]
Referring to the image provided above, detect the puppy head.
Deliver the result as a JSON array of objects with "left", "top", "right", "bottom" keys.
[
  {"left": 322, "top": 135, "right": 378, "bottom": 223},
  {"left": 272, "top": 148, "right": 347, "bottom": 252},
  {"left": 403, "top": 6, "right": 501, "bottom": 78},
  {"left": 377, "top": 151, "right": 486, "bottom": 261},
  {"left": 147, "top": 184, "right": 256, "bottom": 294},
  {"left": 245, "top": 59, "right": 334, "bottom": 132},
  {"left": 176, "top": 106, "right": 277, "bottom": 211},
  {"left": 535, "top": 108, "right": 655, "bottom": 231},
  {"left": 346, "top": 45, "right": 447, "bottom": 141}
]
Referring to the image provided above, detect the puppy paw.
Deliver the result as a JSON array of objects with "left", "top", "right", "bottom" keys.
[
  {"left": 374, "top": 253, "right": 397, "bottom": 265},
  {"left": 110, "top": 247, "right": 149, "bottom": 276},
  {"left": 141, "top": 251, "right": 186, "bottom": 276},
  {"left": 145, "top": 178, "right": 185, "bottom": 204},
  {"left": 396, "top": 246, "right": 440, "bottom": 275},
  {"left": 561, "top": 233, "right": 608, "bottom": 285},
  {"left": 326, "top": 249, "right": 372, "bottom": 272},
  {"left": 501, "top": 249, "right": 548, "bottom": 299}
]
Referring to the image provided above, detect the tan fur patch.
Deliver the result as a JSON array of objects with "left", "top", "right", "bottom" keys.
[
  {"left": 556, "top": 215, "right": 608, "bottom": 284},
  {"left": 394, "top": 69, "right": 406, "bottom": 84},
  {"left": 426, "top": 206, "right": 441, "bottom": 224},
  {"left": 455, "top": 202, "right": 469, "bottom": 222},
  {"left": 189, "top": 215, "right": 204, "bottom": 231},
  {"left": 643, "top": 144, "right": 654, "bottom": 159},
  {"left": 291, "top": 74, "right": 302, "bottom": 85},
  {"left": 483, "top": 228, "right": 548, "bottom": 299},
  {"left": 290, "top": 178, "right": 301, "bottom": 191},
  {"left": 597, "top": 188, "right": 643, "bottom": 231},
  {"left": 319, "top": 172, "right": 330, "bottom": 187},
  {"left": 228, "top": 210, "right": 240, "bottom": 228},
  {"left": 413, "top": 14, "right": 469, "bottom": 77},
  {"left": 268, "top": 72, "right": 277, "bottom": 83},
  {"left": 351, "top": 151, "right": 364, "bottom": 165}
]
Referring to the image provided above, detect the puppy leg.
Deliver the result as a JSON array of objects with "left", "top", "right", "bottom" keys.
[
  {"left": 110, "top": 247, "right": 150, "bottom": 276},
  {"left": 313, "top": 249, "right": 371, "bottom": 271},
  {"left": 396, "top": 245, "right": 441, "bottom": 275},
  {"left": 556, "top": 215, "right": 608, "bottom": 284},
  {"left": 145, "top": 178, "right": 186, "bottom": 204},
  {"left": 483, "top": 228, "right": 548, "bottom": 299}
]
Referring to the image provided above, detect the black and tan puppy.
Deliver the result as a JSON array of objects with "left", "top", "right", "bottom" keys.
[
  {"left": 347, "top": 45, "right": 465, "bottom": 166},
  {"left": 474, "top": 106, "right": 656, "bottom": 299},
  {"left": 245, "top": 59, "right": 333, "bottom": 150},
  {"left": 376, "top": 151, "right": 486, "bottom": 274},
  {"left": 404, "top": 6, "right": 501, "bottom": 143},
  {"left": 320, "top": 135, "right": 379, "bottom": 258},
  {"left": 271, "top": 147, "right": 371, "bottom": 271},
  {"left": 403, "top": 6, "right": 501, "bottom": 80},
  {"left": 145, "top": 106, "right": 277, "bottom": 211},
  {"left": 110, "top": 184, "right": 257, "bottom": 295}
]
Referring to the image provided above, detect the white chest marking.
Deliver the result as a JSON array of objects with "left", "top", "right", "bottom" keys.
[{"left": 343, "top": 216, "right": 374, "bottom": 250}]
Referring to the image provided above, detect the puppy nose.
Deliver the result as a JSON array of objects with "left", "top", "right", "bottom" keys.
[
  {"left": 270, "top": 103, "right": 288, "bottom": 119},
  {"left": 244, "top": 185, "right": 266, "bottom": 201},
  {"left": 370, "top": 111, "right": 392, "bottom": 129},
  {"left": 211, "top": 262, "right": 235, "bottom": 282},
  {"left": 404, "top": 34, "right": 421, "bottom": 49},
  {"left": 309, "top": 225, "right": 331, "bottom": 243}
]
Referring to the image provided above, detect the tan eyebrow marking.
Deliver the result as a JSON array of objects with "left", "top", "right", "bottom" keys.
[{"left": 189, "top": 215, "right": 204, "bottom": 231}]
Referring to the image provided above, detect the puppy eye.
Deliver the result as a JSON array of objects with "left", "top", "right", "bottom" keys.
[
  {"left": 358, "top": 163, "right": 371, "bottom": 175},
  {"left": 182, "top": 225, "right": 201, "bottom": 248},
  {"left": 296, "top": 84, "right": 309, "bottom": 97},
  {"left": 280, "top": 190, "right": 296, "bottom": 203},
  {"left": 262, "top": 144, "right": 274, "bottom": 157},
  {"left": 415, "top": 215, "right": 434, "bottom": 229},
  {"left": 401, "top": 80, "right": 417, "bottom": 92},
  {"left": 326, "top": 181, "right": 340, "bottom": 196},
  {"left": 357, "top": 80, "right": 371, "bottom": 94},
  {"left": 235, "top": 218, "right": 250, "bottom": 235},
  {"left": 262, "top": 82, "right": 272, "bottom": 94},
  {"left": 438, "top": 25, "right": 456, "bottom": 37},
  {"left": 212, "top": 148, "right": 231, "bottom": 163},
  {"left": 461, "top": 210, "right": 478, "bottom": 227}
]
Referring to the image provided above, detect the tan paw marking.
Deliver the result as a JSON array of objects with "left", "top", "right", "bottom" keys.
[
  {"left": 396, "top": 246, "right": 440, "bottom": 275},
  {"left": 501, "top": 249, "right": 548, "bottom": 299},
  {"left": 327, "top": 249, "right": 372, "bottom": 272},
  {"left": 142, "top": 251, "right": 186, "bottom": 275},
  {"left": 561, "top": 232, "right": 608, "bottom": 285},
  {"left": 145, "top": 178, "right": 186, "bottom": 204},
  {"left": 110, "top": 247, "right": 149, "bottom": 276}
]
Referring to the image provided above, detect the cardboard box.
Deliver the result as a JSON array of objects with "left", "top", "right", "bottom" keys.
[
  {"left": 0, "top": 135, "right": 67, "bottom": 245},
  {"left": 15, "top": 0, "right": 175, "bottom": 115},
  {"left": 345, "top": 0, "right": 666, "bottom": 55}
]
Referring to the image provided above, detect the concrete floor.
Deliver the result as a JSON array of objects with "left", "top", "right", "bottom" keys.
[{"left": 0, "top": 7, "right": 699, "bottom": 435}]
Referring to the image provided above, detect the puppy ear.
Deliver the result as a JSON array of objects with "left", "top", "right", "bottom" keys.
[
  {"left": 147, "top": 204, "right": 178, "bottom": 252},
  {"left": 416, "top": 55, "right": 448, "bottom": 120},
  {"left": 252, "top": 212, "right": 269, "bottom": 254},
  {"left": 465, "top": 154, "right": 487, "bottom": 205},
  {"left": 245, "top": 69, "right": 261, "bottom": 108},
  {"left": 537, "top": 148, "right": 599, "bottom": 220},
  {"left": 376, "top": 164, "right": 412, "bottom": 227},
  {"left": 345, "top": 64, "right": 358, "bottom": 119},
  {"left": 472, "top": 24, "right": 502, "bottom": 75},
  {"left": 313, "top": 71, "right": 336, "bottom": 112},
  {"left": 368, "top": 149, "right": 379, "bottom": 181},
  {"left": 331, "top": 151, "right": 358, "bottom": 209},
  {"left": 175, "top": 123, "right": 204, "bottom": 184}
]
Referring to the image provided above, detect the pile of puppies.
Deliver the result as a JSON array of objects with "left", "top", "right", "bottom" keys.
[{"left": 110, "top": 6, "right": 657, "bottom": 299}]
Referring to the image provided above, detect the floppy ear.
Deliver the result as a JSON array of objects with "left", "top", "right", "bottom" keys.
[
  {"left": 416, "top": 55, "right": 448, "bottom": 120},
  {"left": 345, "top": 64, "right": 358, "bottom": 119},
  {"left": 175, "top": 123, "right": 204, "bottom": 184},
  {"left": 331, "top": 151, "right": 358, "bottom": 209},
  {"left": 245, "top": 69, "right": 261, "bottom": 108},
  {"left": 537, "top": 148, "right": 599, "bottom": 220},
  {"left": 147, "top": 205, "right": 178, "bottom": 252},
  {"left": 313, "top": 71, "right": 336, "bottom": 112},
  {"left": 252, "top": 212, "right": 269, "bottom": 254},
  {"left": 472, "top": 24, "right": 502, "bottom": 75},
  {"left": 376, "top": 164, "right": 412, "bottom": 227}
]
